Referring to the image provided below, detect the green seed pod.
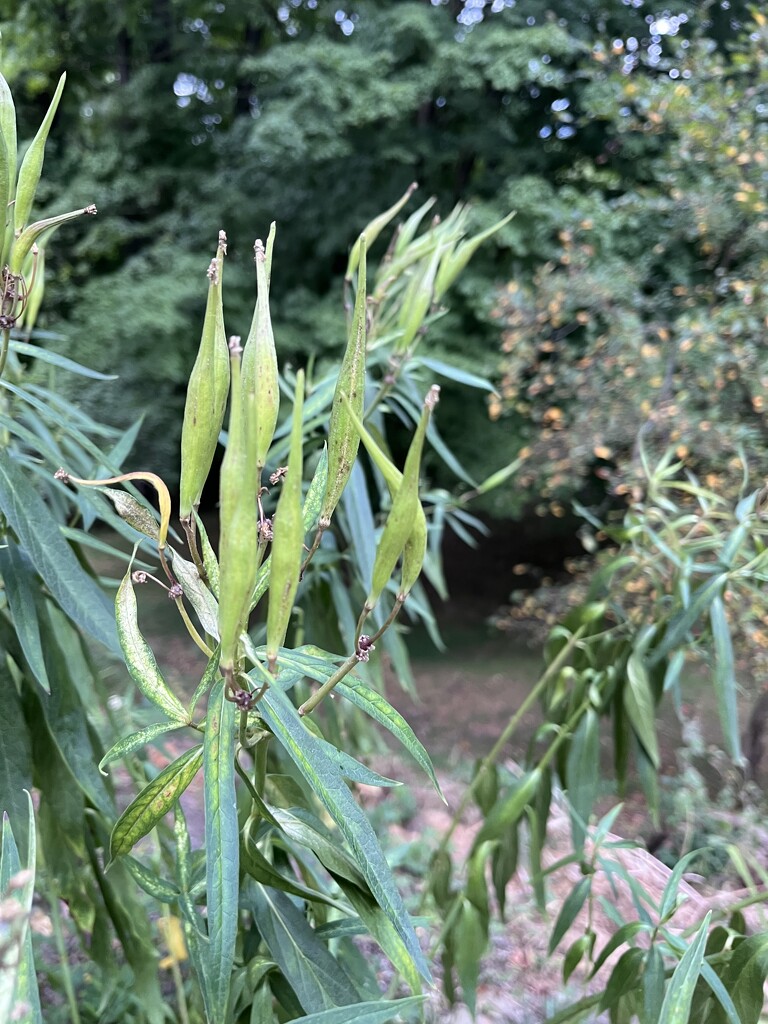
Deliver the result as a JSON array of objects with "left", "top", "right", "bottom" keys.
[
  {"left": 218, "top": 338, "right": 259, "bottom": 676},
  {"left": 266, "top": 371, "right": 305, "bottom": 672},
  {"left": 320, "top": 237, "right": 367, "bottom": 528},
  {"left": 9, "top": 204, "right": 97, "bottom": 275},
  {"left": 434, "top": 211, "right": 515, "bottom": 300},
  {"left": 0, "top": 68, "right": 15, "bottom": 271},
  {"left": 345, "top": 183, "right": 416, "bottom": 281},
  {"left": 392, "top": 196, "right": 436, "bottom": 259},
  {"left": 179, "top": 231, "right": 230, "bottom": 521},
  {"left": 395, "top": 243, "right": 443, "bottom": 354},
  {"left": 14, "top": 72, "right": 66, "bottom": 233},
  {"left": 340, "top": 391, "right": 427, "bottom": 599},
  {"left": 241, "top": 235, "right": 279, "bottom": 485},
  {"left": 366, "top": 386, "right": 439, "bottom": 610}
]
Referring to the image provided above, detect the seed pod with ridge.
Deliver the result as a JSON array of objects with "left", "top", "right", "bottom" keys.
[
  {"left": 319, "top": 236, "right": 367, "bottom": 529},
  {"left": 218, "top": 338, "right": 259, "bottom": 679},
  {"left": 14, "top": 72, "right": 66, "bottom": 233},
  {"left": 0, "top": 66, "right": 15, "bottom": 270},
  {"left": 266, "top": 371, "right": 305, "bottom": 673},
  {"left": 179, "top": 232, "right": 230, "bottom": 522},
  {"left": 366, "top": 386, "right": 439, "bottom": 611},
  {"left": 10, "top": 204, "right": 97, "bottom": 275},
  {"left": 340, "top": 391, "right": 428, "bottom": 599},
  {"left": 241, "top": 234, "right": 279, "bottom": 488},
  {"left": 345, "top": 183, "right": 416, "bottom": 281},
  {"left": 395, "top": 243, "right": 443, "bottom": 354},
  {"left": 434, "top": 211, "right": 516, "bottom": 300}
]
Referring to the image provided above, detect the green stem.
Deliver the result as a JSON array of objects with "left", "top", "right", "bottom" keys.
[
  {"left": 46, "top": 872, "right": 82, "bottom": 1024},
  {"left": 432, "top": 624, "right": 586, "bottom": 858},
  {"left": 181, "top": 515, "right": 208, "bottom": 585},
  {"left": 0, "top": 328, "right": 10, "bottom": 380},
  {"left": 297, "top": 651, "right": 359, "bottom": 716},
  {"left": 174, "top": 597, "right": 214, "bottom": 658}
]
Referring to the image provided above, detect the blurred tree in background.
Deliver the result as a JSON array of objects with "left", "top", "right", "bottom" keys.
[{"left": 0, "top": 0, "right": 760, "bottom": 518}]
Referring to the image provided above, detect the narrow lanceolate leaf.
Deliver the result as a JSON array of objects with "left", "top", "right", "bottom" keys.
[
  {"left": 710, "top": 595, "right": 741, "bottom": 763},
  {"left": 109, "top": 744, "right": 203, "bottom": 863},
  {"left": 13, "top": 72, "right": 66, "bottom": 232},
  {"left": 189, "top": 646, "right": 221, "bottom": 717},
  {"left": 116, "top": 569, "right": 188, "bottom": 722},
  {"left": 0, "top": 669, "right": 33, "bottom": 862},
  {"left": 284, "top": 997, "right": 425, "bottom": 1024},
  {"left": 658, "top": 911, "right": 711, "bottom": 1024},
  {"left": 171, "top": 548, "right": 219, "bottom": 639},
  {"left": 203, "top": 682, "right": 238, "bottom": 1021},
  {"left": 0, "top": 450, "right": 119, "bottom": 652},
  {"left": 624, "top": 654, "right": 660, "bottom": 769},
  {"left": 320, "top": 238, "right": 367, "bottom": 527},
  {"left": 548, "top": 876, "right": 591, "bottom": 955},
  {"left": 346, "top": 182, "right": 417, "bottom": 279},
  {"left": 334, "top": 674, "right": 444, "bottom": 802},
  {"left": 724, "top": 931, "right": 768, "bottom": 1024},
  {"left": 124, "top": 857, "right": 180, "bottom": 904},
  {"left": 260, "top": 684, "right": 430, "bottom": 980},
  {"left": 0, "top": 795, "right": 40, "bottom": 1024},
  {"left": 249, "top": 883, "right": 359, "bottom": 1013},
  {"left": 0, "top": 538, "right": 49, "bottom": 691},
  {"left": 99, "top": 721, "right": 188, "bottom": 774},
  {"left": 566, "top": 708, "right": 599, "bottom": 851}
]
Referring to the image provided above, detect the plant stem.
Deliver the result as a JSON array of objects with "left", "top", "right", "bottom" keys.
[
  {"left": 0, "top": 328, "right": 10, "bottom": 380},
  {"left": 432, "top": 624, "right": 586, "bottom": 857},
  {"left": 174, "top": 597, "right": 213, "bottom": 658},
  {"left": 298, "top": 652, "right": 360, "bottom": 716},
  {"left": 182, "top": 515, "right": 208, "bottom": 585},
  {"left": 163, "top": 907, "right": 191, "bottom": 1024},
  {"left": 46, "top": 873, "right": 82, "bottom": 1024}
]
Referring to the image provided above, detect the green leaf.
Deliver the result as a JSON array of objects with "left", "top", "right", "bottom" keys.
[
  {"left": 171, "top": 548, "right": 220, "bottom": 639},
  {"left": 203, "top": 681, "right": 239, "bottom": 1023},
  {"left": 333, "top": 674, "right": 443, "bottom": 801},
  {"left": 548, "top": 875, "right": 591, "bottom": 954},
  {"left": 260, "top": 684, "right": 430, "bottom": 980},
  {"left": 249, "top": 883, "right": 360, "bottom": 1012},
  {"left": 643, "top": 945, "right": 665, "bottom": 1024},
  {"left": 99, "top": 721, "right": 188, "bottom": 773},
  {"left": 108, "top": 744, "right": 203, "bottom": 863},
  {"left": 649, "top": 575, "right": 726, "bottom": 665},
  {"left": 0, "top": 539, "right": 49, "bottom": 691},
  {"left": 9, "top": 339, "right": 118, "bottom": 379},
  {"left": 709, "top": 595, "right": 742, "bottom": 762},
  {"left": 123, "top": 856, "right": 181, "bottom": 904},
  {"left": 599, "top": 948, "right": 645, "bottom": 1012},
  {"left": 413, "top": 356, "right": 496, "bottom": 393},
  {"left": 659, "top": 849, "right": 704, "bottom": 921},
  {"left": 270, "top": 807, "right": 366, "bottom": 889},
  {"left": 454, "top": 899, "right": 487, "bottom": 1015},
  {"left": 565, "top": 708, "right": 599, "bottom": 851},
  {"left": 563, "top": 934, "right": 591, "bottom": 985},
  {"left": 723, "top": 931, "right": 768, "bottom": 1024},
  {"left": 624, "top": 654, "right": 660, "bottom": 769},
  {"left": 115, "top": 568, "right": 189, "bottom": 721},
  {"left": 0, "top": 795, "right": 40, "bottom": 1024},
  {"left": 658, "top": 911, "right": 711, "bottom": 1024},
  {"left": 333, "top": 874, "right": 422, "bottom": 997},
  {"left": 0, "top": 450, "right": 119, "bottom": 652},
  {"left": 242, "top": 837, "right": 347, "bottom": 912},
  {"left": 283, "top": 997, "right": 424, "bottom": 1024},
  {"left": 589, "top": 922, "right": 645, "bottom": 979},
  {"left": 473, "top": 770, "right": 541, "bottom": 847},
  {"left": 189, "top": 646, "right": 221, "bottom": 716},
  {"left": 0, "top": 665, "right": 33, "bottom": 862},
  {"left": 317, "top": 741, "right": 401, "bottom": 788}
]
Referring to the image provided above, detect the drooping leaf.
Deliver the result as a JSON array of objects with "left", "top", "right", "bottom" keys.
[
  {"left": 0, "top": 450, "right": 119, "bottom": 652},
  {"left": 283, "top": 996, "right": 424, "bottom": 1024},
  {"left": 115, "top": 569, "right": 189, "bottom": 721},
  {"left": 249, "top": 882, "right": 360, "bottom": 1013},
  {"left": 0, "top": 664, "right": 33, "bottom": 862},
  {"left": 99, "top": 721, "right": 188, "bottom": 773},
  {"left": 624, "top": 654, "right": 660, "bottom": 769},
  {"left": 109, "top": 744, "right": 203, "bottom": 863},
  {"left": 0, "top": 539, "right": 49, "bottom": 691},
  {"left": 565, "top": 708, "right": 600, "bottom": 850},
  {"left": 709, "top": 595, "right": 742, "bottom": 762},
  {"left": 548, "top": 876, "right": 591, "bottom": 955}
]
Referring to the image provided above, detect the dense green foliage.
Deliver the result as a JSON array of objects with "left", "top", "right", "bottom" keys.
[{"left": 1, "top": 0, "right": 759, "bottom": 513}]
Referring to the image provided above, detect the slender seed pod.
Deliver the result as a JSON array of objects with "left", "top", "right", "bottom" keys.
[
  {"left": 392, "top": 196, "right": 436, "bottom": 259},
  {"left": 346, "top": 183, "right": 417, "bottom": 281},
  {"left": 340, "top": 391, "right": 428, "bottom": 599},
  {"left": 179, "top": 231, "right": 230, "bottom": 521},
  {"left": 434, "top": 211, "right": 515, "bottom": 300},
  {"left": 218, "top": 338, "right": 259, "bottom": 678},
  {"left": 264, "top": 221, "right": 276, "bottom": 287},
  {"left": 266, "top": 371, "right": 305, "bottom": 673},
  {"left": 242, "top": 235, "right": 279, "bottom": 487},
  {"left": 366, "top": 386, "right": 439, "bottom": 610},
  {"left": 320, "top": 237, "right": 367, "bottom": 528},
  {"left": 14, "top": 72, "right": 66, "bottom": 233},
  {"left": 395, "top": 243, "right": 443, "bottom": 354},
  {"left": 0, "top": 64, "right": 15, "bottom": 270},
  {"left": 9, "top": 204, "right": 97, "bottom": 275}
]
